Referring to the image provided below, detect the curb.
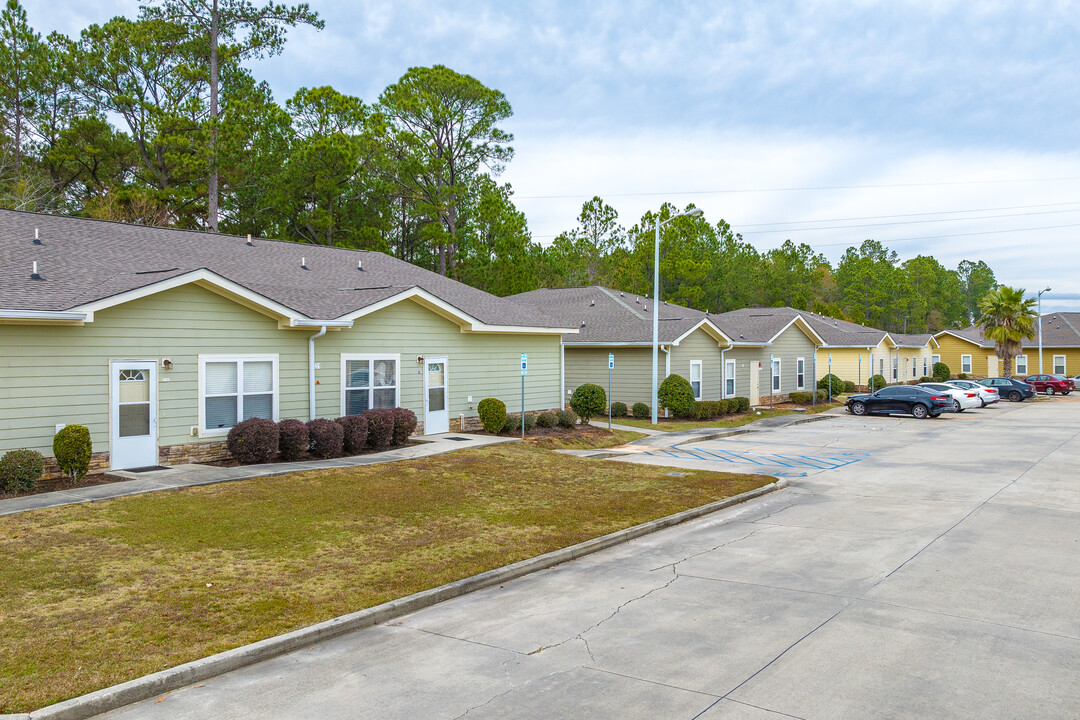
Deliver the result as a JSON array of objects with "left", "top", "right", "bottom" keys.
[{"left": 29, "top": 478, "right": 788, "bottom": 720}]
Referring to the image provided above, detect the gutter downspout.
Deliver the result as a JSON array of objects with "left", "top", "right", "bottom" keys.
[{"left": 308, "top": 326, "right": 327, "bottom": 420}]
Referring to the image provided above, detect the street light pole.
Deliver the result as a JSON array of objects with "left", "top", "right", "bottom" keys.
[
  {"left": 651, "top": 207, "right": 704, "bottom": 425},
  {"left": 1038, "top": 286, "right": 1051, "bottom": 373}
]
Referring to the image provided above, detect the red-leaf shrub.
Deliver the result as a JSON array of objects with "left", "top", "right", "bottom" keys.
[
  {"left": 362, "top": 409, "right": 394, "bottom": 451},
  {"left": 390, "top": 407, "right": 417, "bottom": 445},
  {"left": 226, "top": 418, "right": 279, "bottom": 464},
  {"left": 307, "top": 418, "right": 343, "bottom": 459},
  {"left": 336, "top": 415, "right": 369, "bottom": 455},
  {"left": 277, "top": 419, "right": 309, "bottom": 461}
]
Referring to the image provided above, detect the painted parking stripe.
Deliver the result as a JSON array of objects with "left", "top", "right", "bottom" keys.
[{"left": 641, "top": 446, "right": 868, "bottom": 473}]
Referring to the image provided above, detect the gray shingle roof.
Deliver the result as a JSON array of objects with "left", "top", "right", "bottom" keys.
[
  {"left": 710, "top": 306, "right": 885, "bottom": 346},
  {"left": 508, "top": 286, "right": 713, "bottom": 344},
  {"left": 891, "top": 332, "right": 935, "bottom": 348},
  {"left": 0, "top": 210, "right": 568, "bottom": 329},
  {"left": 937, "top": 315, "right": 1080, "bottom": 349}
]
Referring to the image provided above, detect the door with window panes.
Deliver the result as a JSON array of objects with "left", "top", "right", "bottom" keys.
[
  {"left": 110, "top": 361, "right": 157, "bottom": 470},
  {"left": 424, "top": 357, "right": 449, "bottom": 434}
]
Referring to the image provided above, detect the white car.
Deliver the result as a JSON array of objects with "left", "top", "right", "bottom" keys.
[
  {"left": 946, "top": 379, "right": 1000, "bottom": 407},
  {"left": 918, "top": 382, "right": 981, "bottom": 412}
]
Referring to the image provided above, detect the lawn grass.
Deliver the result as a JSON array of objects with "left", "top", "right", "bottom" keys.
[
  {"left": 612, "top": 404, "right": 844, "bottom": 432},
  {"left": 0, "top": 442, "right": 770, "bottom": 712},
  {"left": 524, "top": 428, "right": 644, "bottom": 449}
]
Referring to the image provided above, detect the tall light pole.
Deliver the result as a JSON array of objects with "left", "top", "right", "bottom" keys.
[
  {"left": 652, "top": 207, "right": 704, "bottom": 424},
  {"left": 1038, "top": 286, "right": 1051, "bottom": 373}
]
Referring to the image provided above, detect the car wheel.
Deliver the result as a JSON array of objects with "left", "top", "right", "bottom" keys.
[
  {"left": 850, "top": 401, "right": 867, "bottom": 416},
  {"left": 1046, "top": 386, "right": 1056, "bottom": 395},
  {"left": 1065, "top": 391, "right": 1071, "bottom": 395},
  {"left": 1008, "top": 390, "right": 1022, "bottom": 402},
  {"left": 979, "top": 397, "right": 986, "bottom": 407},
  {"left": 911, "top": 404, "right": 929, "bottom": 419},
  {"left": 951, "top": 399, "right": 961, "bottom": 412}
]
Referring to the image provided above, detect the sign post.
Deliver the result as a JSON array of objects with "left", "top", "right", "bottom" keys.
[
  {"left": 869, "top": 353, "right": 875, "bottom": 391},
  {"left": 608, "top": 353, "right": 614, "bottom": 430},
  {"left": 828, "top": 353, "right": 833, "bottom": 403},
  {"left": 769, "top": 353, "right": 774, "bottom": 410},
  {"left": 520, "top": 353, "right": 527, "bottom": 439}
]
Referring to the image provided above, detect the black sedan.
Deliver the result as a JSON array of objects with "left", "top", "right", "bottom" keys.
[
  {"left": 978, "top": 377, "right": 1036, "bottom": 402},
  {"left": 846, "top": 385, "right": 954, "bottom": 419}
]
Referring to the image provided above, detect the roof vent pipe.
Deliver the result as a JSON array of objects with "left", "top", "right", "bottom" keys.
[
  {"left": 358, "top": 259, "right": 363, "bottom": 271},
  {"left": 33, "top": 228, "right": 41, "bottom": 245},
  {"left": 31, "top": 261, "right": 41, "bottom": 280},
  {"left": 301, "top": 257, "right": 307, "bottom": 270},
  {"left": 246, "top": 234, "right": 254, "bottom": 246}
]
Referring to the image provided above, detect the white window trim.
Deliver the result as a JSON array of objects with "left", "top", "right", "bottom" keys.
[
  {"left": 1015, "top": 354, "right": 1028, "bottom": 375},
  {"left": 796, "top": 357, "right": 805, "bottom": 391},
  {"left": 923, "top": 357, "right": 928, "bottom": 376},
  {"left": 1053, "top": 355, "right": 1067, "bottom": 375},
  {"left": 689, "top": 360, "right": 703, "bottom": 400},
  {"left": 772, "top": 358, "right": 782, "bottom": 392},
  {"left": 198, "top": 354, "right": 279, "bottom": 437},
  {"left": 340, "top": 353, "right": 402, "bottom": 416},
  {"left": 911, "top": 356, "right": 917, "bottom": 378},
  {"left": 961, "top": 354, "right": 972, "bottom": 374},
  {"left": 724, "top": 359, "right": 736, "bottom": 399}
]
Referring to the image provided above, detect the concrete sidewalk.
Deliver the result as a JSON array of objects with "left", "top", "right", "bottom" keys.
[{"left": 0, "top": 433, "right": 516, "bottom": 517}]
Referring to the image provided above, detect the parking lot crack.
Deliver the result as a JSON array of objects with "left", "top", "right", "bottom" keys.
[{"left": 651, "top": 526, "right": 764, "bottom": 573}]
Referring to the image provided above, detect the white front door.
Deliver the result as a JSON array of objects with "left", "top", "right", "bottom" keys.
[
  {"left": 110, "top": 360, "right": 157, "bottom": 470},
  {"left": 424, "top": 357, "right": 449, "bottom": 435},
  {"left": 749, "top": 361, "right": 760, "bottom": 406}
]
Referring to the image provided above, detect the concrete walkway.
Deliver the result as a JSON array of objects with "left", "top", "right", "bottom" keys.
[
  {"left": 0, "top": 433, "right": 516, "bottom": 517},
  {"left": 80, "top": 396, "right": 1080, "bottom": 719}
]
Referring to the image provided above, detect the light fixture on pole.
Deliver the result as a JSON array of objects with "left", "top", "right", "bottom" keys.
[
  {"left": 1038, "top": 286, "right": 1051, "bottom": 373},
  {"left": 651, "top": 207, "right": 704, "bottom": 425}
]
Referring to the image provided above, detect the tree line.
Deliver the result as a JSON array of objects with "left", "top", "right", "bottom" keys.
[{"left": 0, "top": 0, "right": 997, "bottom": 332}]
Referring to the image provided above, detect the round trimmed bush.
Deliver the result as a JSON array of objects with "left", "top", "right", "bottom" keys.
[
  {"left": 536, "top": 412, "right": 557, "bottom": 428},
  {"left": 477, "top": 397, "right": 507, "bottom": 434},
  {"left": 734, "top": 396, "right": 750, "bottom": 412},
  {"left": 610, "top": 401, "right": 628, "bottom": 417},
  {"left": 336, "top": 415, "right": 369, "bottom": 455},
  {"left": 869, "top": 374, "right": 888, "bottom": 391},
  {"left": 307, "top": 418, "right": 344, "bottom": 458},
  {"left": 817, "top": 374, "right": 843, "bottom": 392},
  {"left": 958, "top": 372, "right": 969, "bottom": 380},
  {"left": 227, "top": 417, "right": 279, "bottom": 464},
  {"left": 918, "top": 376, "right": 934, "bottom": 384},
  {"left": 843, "top": 380, "right": 857, "bottom": 393},
  {"left": 390, "top": 408, "right": 418, "bottom": 445},
  {"left": 658, "top": 374, "right": 696, "bottom": 418},
  {"left": 556, "top": 410, "right": 578, "bottom": 428},
  {"left": 278, "top": 419, "right": 309, "bottom": 461},
  {"left": 788, "top": 391, "right": 813, "bottom": 404},
  {"left": 631, "top": 402, "right": 649, "bottom": 419},
  {"left": 0, "top": 449, "right": 45, "bottom": 493},
  {"left": 363, "top": 409, "right": 395, "bottom": 450},
  {"left": 570, "top": 383, "right": 607, "bottom": 423},
  {"left": 932, "top": 362, "right": 951, "bottom": 382},
  {"left": 53, "top": 424, "right": 92, "bottom": 481}
]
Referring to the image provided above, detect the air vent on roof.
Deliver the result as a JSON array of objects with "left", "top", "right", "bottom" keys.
[
  {"left": 739, "top": 334, "right": 745, "bottom": 339},
  {"left": 635, "top": 298, "right": 640, "bottom": 303},
  {"left": 301, "top": 257, "right": 308, "bottom": 270},
  {"left": 31, "top": 261, "right": 42, "bottom": 280},
  {"left": 246, "top": 234, "right": 254, "bottom": 246},
  {"left": 620, "top": 293, "right": 624, "bottom": 297},
  {"left": 33, "top": 228, "right": 41, "bottom": 245},
  {"left": 589, "top": 300, "right": 594, "bottom": 307},
  {"left": 358, "top": 259, "right": 364, "bottom": 271},
  {"left": 580, "top": 320, "right": 586, "bottom": 328}
]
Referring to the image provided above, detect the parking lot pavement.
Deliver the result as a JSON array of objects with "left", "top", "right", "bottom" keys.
[{"left": 91, "top": 397, "right": 1080, "bottom": 720}]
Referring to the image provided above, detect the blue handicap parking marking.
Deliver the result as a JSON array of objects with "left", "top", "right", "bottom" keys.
[{"left": 642, "top": 445, "right": 869, "bottom": 473}]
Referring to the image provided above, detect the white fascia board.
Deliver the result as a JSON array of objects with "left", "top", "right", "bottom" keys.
[
  {"left": 933, "top": 329, "right": 993, "bottom": 348},
  {"left": 672, "top": 318, "right": 733, "bottom": 346},
  {"left": 335, "top": 286, "right": 577, "bottom": 335},
  {"left": 0, "top": 308, "right": 88, "bottom": 324},
  {"left": 769, "top": 315, "right": 827, "bottom": 346},
  {"left": 290, "top": 318, "right": 354, "bottom": 328},
  {"left": 70, "top": 268, "right": 305, "bottom": 323}
]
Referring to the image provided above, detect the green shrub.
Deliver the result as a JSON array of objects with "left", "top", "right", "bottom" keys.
[
  {"left": 658, "top": 374, "right": 696, "bottom": 418},
  {"left": 536, "top": 412, "right": 557, "bottom": 428},
  {"left": 691, "top": 401, "right": 709, "bottom": 420},
  {"left": 0, "top": 449, "right": 45, "bottom": 493},
  {"left": 53, "top": 424, "right": 92, "bottom": 482},
  {"left": 734, "top": 397, "right": 750, "bottom": 412},
  {"left": 226, "top": 417, "right": 279, "bottom": 464},
  {"left": 932, "top": 362, "right": 951, "bottom": 382},
  {"left": 789, "top": 391, "right": 813, "bottom": 404},
  {"left": 815, "top": 389, "right": 829, "bottom": 402},
  {"left": 843, "top": 380, "right": 857, "bottom": 393},
  {"left": 522, "top": 413, "right": 537, "bottom": 431},
  {"left": 631, "top": 402, "right": 649, "bottom": 419},
  {"left": 556, "top": 410, "right": 578, "bottom": 428},
  {"left": 610, "top": 401, "right": 628, "bottom": 417},
  {"left": 570, "top": 383, "right": 607, "bottom": 422},
  {"left": 817, "top": 374, "right": 843, "bottom": 392},
  {"left": 958, "top": 372, "right": 969, "bottom": 380},
  {"left": 477, "top": 397, "right": 507, "bottom": 434},
  {"left": 918, "top": 376, "right": 934, "bottom": 384},
  {"left": 869, "top": 374, "right": 888, "bottom": 391}
]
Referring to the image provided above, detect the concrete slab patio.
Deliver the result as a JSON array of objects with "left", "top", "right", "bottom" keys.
[{"left": 51, "top": 396, "right": 1080, "bottom": 719}]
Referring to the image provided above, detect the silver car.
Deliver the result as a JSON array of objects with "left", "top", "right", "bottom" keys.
[{"left": 946, "top": 379, "right": 1000, "bottom": 407}]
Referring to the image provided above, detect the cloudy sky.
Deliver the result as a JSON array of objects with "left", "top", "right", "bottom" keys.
[{"left": 25, "top": 0, "right": 1080, "bottom": 311}]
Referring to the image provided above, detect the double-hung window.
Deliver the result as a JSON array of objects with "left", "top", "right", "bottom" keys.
[
  {"left": 724, "top": 359, "right": 736, "bottom": 398},
  {"left": 689, "top": 361, "right": 702, "bottom": 400},
  {"left": 200, "top": 355, "right": 278, "bottom": 435},
  {"left": 342, "top": 354, "right": 399, "bottom": 415},
  {"left": 923, "top": 357, "right": 928, "bottom": 376},
  {"left": 932, "top": 354, "right": 941, "bottom": 366},
  {"left": 961, "top": 355, "right": 972, "bottom": 374},
  {"left": 796, "top": 358, "right": 805, "bottom": 390},
  {"left": 892, "top": 355, "right": 899, "bottom": 381},
  {"left": 911, "top": 357, "right": 917, "bottom": 378},
  {"left": 1054, "top": 355, "right": 1067, "bottom": 375},
  {"left": 1015, "top": 355, "right": 1028, "bottom": 375},
  {"left": 772, "top": 358, "right": 781, "bottom": 392}
]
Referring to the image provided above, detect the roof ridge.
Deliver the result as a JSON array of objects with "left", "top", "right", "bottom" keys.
[
  {"left": 596, "top": 286, "right": 646, "bottom": 321},
  {"left": 1055, "top": 312, "right": 1080, "bottom": 338}
]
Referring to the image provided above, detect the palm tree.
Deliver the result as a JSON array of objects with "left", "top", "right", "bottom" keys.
[{"left": 976, "top": 286, "right": 1037, "bottom": 377}]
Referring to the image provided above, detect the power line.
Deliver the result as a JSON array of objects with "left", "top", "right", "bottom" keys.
[
  {"left": 739, "top": 206, "right": 1080, "bottom": 235},
  {"left": 515, "top": 176, "right": 1080, "bottom": 201},
  {"left": 736, "top": 200, "right": 1080, "bottom": 228},
  {"left": 794, "top": 221, "right": 1080, "bottom": 249}
]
